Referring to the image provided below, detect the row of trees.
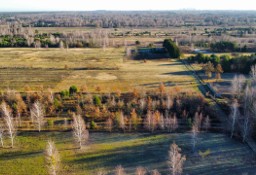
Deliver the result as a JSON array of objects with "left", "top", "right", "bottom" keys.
[
  {"left": 0, "top": 84, "right": 212, "bottom": 131},
  {"left": 0, "top": 23, "right": 112, "bottom": 48},
  {"left": 0, "top": 97, "right": 89, "bottom": 149},
  {"left": 210, "top": 41, "right": 236, "bottom": 52},
  {"left": 228, "top": 66, "right": 256, "bottom": 141},
  {"left": 188, "top": 53, "right": 256, "bottom": 74}
]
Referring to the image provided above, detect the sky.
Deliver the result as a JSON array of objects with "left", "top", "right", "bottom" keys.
[{"left": 0, "top": 0, "right": 255, "bottom": 12}]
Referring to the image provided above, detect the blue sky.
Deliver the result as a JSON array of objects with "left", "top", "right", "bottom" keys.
[{"left": 0, "top": 0, "right": 255, "bottom": 11}]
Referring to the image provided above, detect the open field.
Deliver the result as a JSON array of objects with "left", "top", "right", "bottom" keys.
[
  {"left": 0, "top": 132, "right": 255, "bottom": 175},
  {"left": 0, "top": 48, "right": 196, "bottom": 92}
]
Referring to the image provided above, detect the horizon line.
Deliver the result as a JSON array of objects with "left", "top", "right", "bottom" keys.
[{"left": 1, "top": 9, "right": 256, "bottom": 13}]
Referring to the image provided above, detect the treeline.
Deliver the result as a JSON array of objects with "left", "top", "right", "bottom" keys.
[
  {"left": 210, "top": 41, "right": 249, "bottom": 53},
  {"left": 1, "top": 11, "right": 256, "bottom": 28},
  {"left": 188, "top": 53, "right": 256, "bottom": 74},
  {"left": 0, "top": 27, "right": 110, "bottom": 48},
  {"left": 0, "top": 85, "right": 215, "bottom": 133}
]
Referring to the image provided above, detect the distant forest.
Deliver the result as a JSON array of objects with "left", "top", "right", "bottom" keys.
[{"left": 0, "top": 11, "right": 256, "bottom": 28}]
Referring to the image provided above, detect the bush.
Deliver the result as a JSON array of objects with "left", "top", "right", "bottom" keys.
[
  {"left": 47, "top": 119, "right": 54, "bottom": 128},
  {"left": 60, "top": 90, "right": 69, "bottom": 97},
  {"left": 53, "top": 98, "right": 62, "bottom": 108},
  {"left": 69, "top": 85, "right": 78, "bottom": 96},
  {"left": 90, "top": 121, "right": 97, "bottom": 129},
  {"left": 135, "top": 40, "right": 140, "bottom": 45},
  {"left": 93, "top": 95, "right": 102, "bottom": 106}
]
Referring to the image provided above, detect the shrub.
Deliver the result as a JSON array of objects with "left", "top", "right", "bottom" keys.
[
  {"left": 69, "top": 85, "right": 78, "bottom": 96},
  {"left": 93, "top": 95, "right": 102, "bottom": 106},
  {"left": 47, "top": 119, "right": 54, "bottom": 128},
  {"left": 135, "top": 40, "right": 140, "bottom": 45},
  {"left": 60, "top": 90, "right": 69, "bottom": 97},
  {"left": 53, "top": 98, "right": 62, "bottom": 108},
  {"left": 90, "top": 121, "right": 97, "bottom": 129}
]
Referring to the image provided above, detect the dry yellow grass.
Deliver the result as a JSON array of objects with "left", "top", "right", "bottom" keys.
[{"left": 0, "top": 48, "right": 197, "bottom": 92}]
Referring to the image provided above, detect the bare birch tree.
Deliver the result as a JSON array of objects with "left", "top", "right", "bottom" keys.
[
  {"left": 151, "top": 170, "right": 161, "bottom": 175},
  {"left": 106, "top": 117, "right": 113, "bottom": 132},
  {"left": 45, "top": 140, "right": 60, "bottom": 175},
  {"left": 72, "top": 113, "right": 89, "bottom": 149},
  {"left": 135, "top": 166, "right": 147, "bottom": 175},
  {"left": 250, "top": 65, "right": 256, "bottom": 83},
  {"left": 230, "top": 100, "right": 239, "bottom": 138},
  {"left": 1, "top": 102, "right": 16, "bottom": 148},
  {"left": 203, "top": 115, "right": 211, "bottom": 132},
  {"left": 159, "top": 113, "right": 165, "bottom": 130},
  {"left": 166, "top": 95, "right": 173, "bottom": 110},
  {"left": 242, "top": 115, "right": 251, "bottom": 142},
  {"left": 144, "top": 110, "right": 152, "bottom": 132},
  {"left": 231, "top": 74, "right": 245, "bottom": 97},
  {"left": 170, "top": 114, "right": 178, "bottom": 132},
  {"left": 116, "top": 111, "right": 125, "bottom": 132},
  {"left": 30, "top": 101, "right": 45, "bottom": 132},
  {"left": 191, "top": 124, "right": 199, "bottom": 153},
  {"left": 115, "top": 165, "right": 126, "bottom": 175},
  {"left": 168, "top": 142, "right": 186, "bottom": 175},
  {"left": 0, "top": 123, "right": 4, "bottom": 147}
]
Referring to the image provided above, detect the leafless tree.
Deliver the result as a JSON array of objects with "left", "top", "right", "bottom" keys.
[
  {"left": 135, "top": 166, "right": 147, "bottom": 175},
  {"left": 242, "top": 115, "right": 251, "bottom": 142},
  {"left": 45, "top": 140, "right": 60, "bottom": 175},
  {"left": 144, "top": 111, "right": 157, "bottom": 132},
  {"left": 72, "top": 113, "right": 89, "bottom": 149},
  {"left": 159, "top": 113, "right": 165, "bottom": 130},
  {"left": 250, "top": 65, "right": 256, "bottom": 83},
  {"left": 139, "top": 98, "right": 146, "bottom": 110},
  {"left": 151, "top": 169, "right": 161, "bottom": 175},
  {"left": 59, "top": 41, "right": 64, "bottom": 49},
  {"left": 115, "top": 165, "right": 126, "bottom": 175},
  {"left": 144, "top": 111, "right": 152, "bottom": 132},
  {"left": 165, "top": 115, "right": 172, "bottom": 132},
  {"left": 203, "top": 115, "right": 211, "bottom": 132},
  {"left": 30, "top": 101, "right": 45, "bottom": 132},
  {"left": 97, "top": 170, "right": 106, "bottom": 175},
  {"left": 231, "top": 74, "right": 245, "bottom": 97},
  {"left": 170, "top": 114, "right": 178, "bottom": 132},
  {"left": 191, "top": 124, "right": 199, "bottom": 153},
  {"left": 166, "top": 96, "right": 173, "bottom": 110},
  {"left": 106, "top": 118, "right": 113, "bottom": 132},
  {"left": 0, "top": 123, "right": 4, "bottom": 147},
  {"left": 1, "top": 102, "right": 16, "bottom": 148},
  {"left": 193, "top": 112, "right": 203, "bottom": 130},
  {"left": 168, "top": 142, "right": 186, "bottom": 175},
  {"left": 117, "top": 111, "right": 126, "bottom": 132},
  {"left": 229, "top": 100, "right": 239, "bottom": 138}
]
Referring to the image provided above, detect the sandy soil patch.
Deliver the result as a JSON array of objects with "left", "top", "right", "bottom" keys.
[{"left": 95, "top": 73, "right": 117, "bottom": 80}]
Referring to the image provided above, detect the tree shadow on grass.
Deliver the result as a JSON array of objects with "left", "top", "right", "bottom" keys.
[
  {"left": 70, "top": 133, "right": 256, "bottom": 175},
  {"left": 158, "top": 63, "right": 183, "bottom": 66},
  {"left": 0, "top": 150, "right": 42, "bottom": 160},
  {"left": 162, "top": 71, "right": 190, "bottom": 76}
]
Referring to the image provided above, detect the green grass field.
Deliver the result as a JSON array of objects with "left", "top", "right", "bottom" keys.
[
  {"left": 0, "top": 132, "right": 255, "bottom": 175},
  {"left": 0, "top": 48, "right": 196, "bottom": 92}
]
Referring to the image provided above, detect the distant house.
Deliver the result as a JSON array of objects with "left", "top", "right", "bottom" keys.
[
  {"left": 136, "top": 47, "right": 166, "bottom": 54},
  {"left": 131, "top": 47, "right": 168, "bottom": 59}
]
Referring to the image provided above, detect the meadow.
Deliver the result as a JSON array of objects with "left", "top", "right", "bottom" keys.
[
  {"left": 0, "top": 132, "right": 255, "bottom": 175},
  {"left": 0, "top": 48, "right": 196, "bottom": 92}
]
